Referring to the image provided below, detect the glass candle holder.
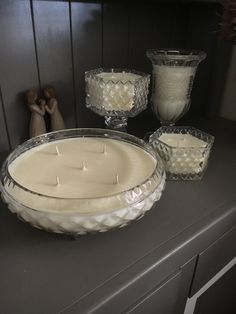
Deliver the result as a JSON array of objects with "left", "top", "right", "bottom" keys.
[
  {"left": 149, "top": 126, "right": 214, "bottom": 180},
  {"left": 146, "top": 49, "right": 206, "bottom": 126},
  {"left": 85, "top": 68, "right": 150, "bottom": 131},
  {"left": 0, "top": 128, "right": 165, "bottom": 235}
]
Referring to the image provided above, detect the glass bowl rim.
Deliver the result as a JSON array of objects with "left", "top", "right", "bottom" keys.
[
  {"left": 1, "top": 128, "right": 165, "bottom": 202},
  {"left": 146, "top": 48, "right": 207, "bottom": 61},
  {"left": 85, "top": 68, "right": 150, "bottom": 84},
  {"left": 149, "top": 126, "right": 215, "bottom": 150}
]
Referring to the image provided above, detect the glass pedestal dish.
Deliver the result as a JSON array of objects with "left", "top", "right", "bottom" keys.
[
  {"left": 149, "top": 126, "right": 214, "bottom": 180},
  {"left": 85, "top": 68, "right": 150, "bottom": 131},
  {"left": 0, "top": 129, "right": 165, "bottom": 235}
]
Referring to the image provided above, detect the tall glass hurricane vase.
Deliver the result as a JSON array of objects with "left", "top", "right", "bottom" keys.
[
  {"left": 85, "top": 68, "right": 150, "bottom": 131},
  {"left": 146, "top": 49, "right": 206, "bottom": 126}
]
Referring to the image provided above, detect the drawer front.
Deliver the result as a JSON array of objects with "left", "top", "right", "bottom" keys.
[
  {"left": 190, "top": 225, "right": 236, "bottom": 296},
  {"left": 194, "top": 264, "right": 236, "bottom": 314},
  {"left": 125, "top": 270, "right": 181, "bottom": 314}
]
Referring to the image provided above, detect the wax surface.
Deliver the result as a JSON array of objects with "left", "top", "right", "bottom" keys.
[
  {"left": 159, "top": 133, "right": 207, "bottom": 148},
  {"left": 8, "top": 138, "right": 156, "bottom": 199},
  {"left": 97, "top": 72, "right": 141, "bottom": 82}
]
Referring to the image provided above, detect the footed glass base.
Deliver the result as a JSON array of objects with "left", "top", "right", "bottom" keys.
[{"left": 105, "top": 116, "right": 128, "bottom": 132}]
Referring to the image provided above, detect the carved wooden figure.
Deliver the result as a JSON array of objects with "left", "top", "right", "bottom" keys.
[
  {"left": 25, "top": 90, "right": 47, "bottom": 138},
  {"left": 43, "top": 86, "right": 65, "bottom": 131}
]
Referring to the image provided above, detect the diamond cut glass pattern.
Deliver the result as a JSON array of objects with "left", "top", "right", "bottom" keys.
[
  {"left": 85, "top": 68, "right": 150, "bottom": 130},
  {"left": 149, "top": 126, "right": 214, "bottom": 180},
  {"left": 146, "top": 49, "right": 206, "bottom": 125}
]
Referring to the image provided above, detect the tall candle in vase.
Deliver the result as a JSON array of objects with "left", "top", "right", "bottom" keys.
[
  {"left": 147, "top": 49, "right": 206, "bottom": 125},
  {"left": 153, "top": 65, "right": 196, "bottom": 123}
]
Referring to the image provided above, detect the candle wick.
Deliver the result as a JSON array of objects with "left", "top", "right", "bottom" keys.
[
  {"left": 103, "top": 143, "right": 107, "bottom": 154},
  {"left": 115, "top": 174, "right": 119, "bottom": 185},
  {"left": 55, "top": 145, "right": 61, "bottom": 156},
  {"left": 82, "top": 161, "right": 87, "bottom": 171},
  {"left": 56, "top": 176, "right": 60, "bottom": 186}
]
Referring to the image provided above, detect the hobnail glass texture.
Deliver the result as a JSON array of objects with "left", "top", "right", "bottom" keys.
[
  {"left": 149, "top": 126, "right": 214, "bottom": 181},
  {"left": 0, "top": 128, "right": 165, "bottom": 235},
  {"left": 146, "top": 49, "right": 206, "bottom": 125},
  {"left": 85, "top": 68, "right": 150, "bottom": 130}
]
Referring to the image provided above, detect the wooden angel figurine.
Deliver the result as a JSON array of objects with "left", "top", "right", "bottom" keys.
[
  {"left": 43, "top": 86, "right": 65, "bottom": 131},
  {"left": 25, "top": 89, "right": 47, "bottom": 138}
]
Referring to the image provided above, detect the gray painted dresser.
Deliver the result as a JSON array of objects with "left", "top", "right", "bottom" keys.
[{"left": 0, "top": 115, "right": 235, "bottom": 314}]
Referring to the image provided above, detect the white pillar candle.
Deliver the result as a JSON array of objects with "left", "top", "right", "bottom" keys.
[
  {"left": 153, "top": 65, "right": 196, "bottom": 121},
  {"left": 6, "top": 137, "right": 157, "bottom": 213},
  {"left": 158, "top": 133, "right": 207, "bottom": 175},
  {"left": 87, "top": 72, "right": 141, "bottom": 111}
]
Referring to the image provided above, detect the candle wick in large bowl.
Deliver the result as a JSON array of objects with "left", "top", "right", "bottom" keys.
[
  {"left": 115, "top": 174, "right": 119, "bottom": 184},
  {"left": 55, "top": 145, "right": 61, "bottom": 156},
  {"left": 103, "top": 143, "right": 107, "bottom": 154},
  {"left": 82, "top": 161, "right": 87, "bottom": 171},
  {"left": 77, "top": 161, "right": 87, "bottom": 171},
  {"left": 56, "top": 176, "right": 61, "bottom": 187}
]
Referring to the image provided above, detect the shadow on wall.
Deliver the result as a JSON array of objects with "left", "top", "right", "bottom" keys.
[{"left": 219, "top": 45, "right": 236, "bottom": 121}]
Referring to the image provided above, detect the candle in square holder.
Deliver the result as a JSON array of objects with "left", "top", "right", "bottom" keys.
[{"left": 149, "top": 126, "right": 214, "bottom": 180}]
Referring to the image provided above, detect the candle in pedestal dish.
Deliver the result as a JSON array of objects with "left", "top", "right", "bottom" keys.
[
  {"left": 86, "top": 72, "right": 141, "bottom": 112},
  {"left": 152, "top": 65, "right": 196, "bottom": 122},
  {"left": 85, "top": 69, "right": 150, "bottom": 131}
]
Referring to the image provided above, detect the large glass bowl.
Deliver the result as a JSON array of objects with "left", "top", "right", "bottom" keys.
[{"left": 0, "top": 129, "right": 165, "bottom": 235}]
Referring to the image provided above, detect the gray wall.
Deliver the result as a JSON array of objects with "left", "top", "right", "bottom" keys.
[
  {"left": 0, "top": 0, "right": 225, "bottom": 151},
  {"left": 219, "top": 46, "right": 236, "bottom": 121}
]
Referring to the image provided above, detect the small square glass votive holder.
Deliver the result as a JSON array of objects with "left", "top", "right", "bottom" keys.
[{"left": 149, "top": 126, "right": 214, "bottom": 180}]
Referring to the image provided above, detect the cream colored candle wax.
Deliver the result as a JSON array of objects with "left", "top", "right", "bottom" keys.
[
  {"left": 87, "top": 72, "right": 141, "bottom": 111},
  {"left": 7, "top": 138, "right": 156, "bottom": 212},
  {"left": 153, "top": 65, "right": 196, "bottom": 122},
  {"left": 158, "top": 133, "right": 207, "bottom": 174}
]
